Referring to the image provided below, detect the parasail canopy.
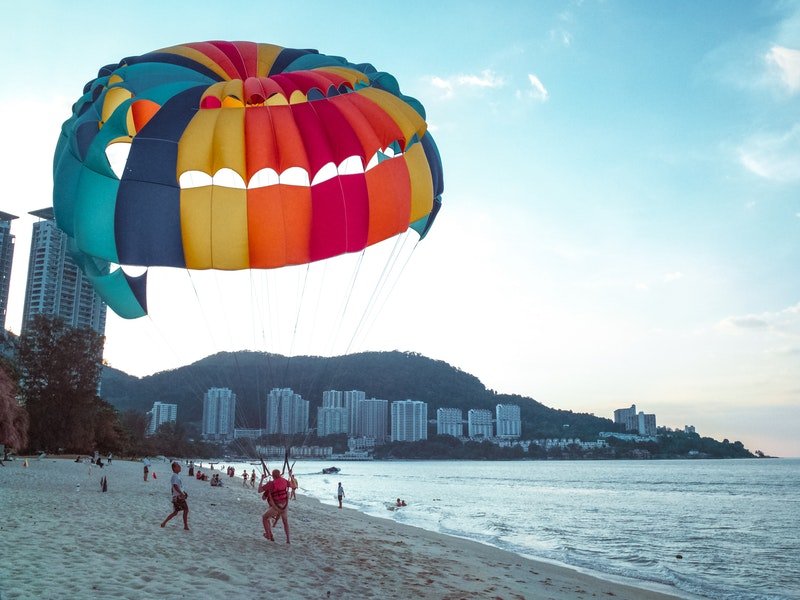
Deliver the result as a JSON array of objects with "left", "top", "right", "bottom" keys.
[{"left": 53, "top": 41, "right": 444, "bottom": 319}]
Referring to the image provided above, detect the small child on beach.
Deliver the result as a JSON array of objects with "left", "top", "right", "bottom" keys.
[{"left": 160, "top": 461, "right": 189, "bottom": 530}]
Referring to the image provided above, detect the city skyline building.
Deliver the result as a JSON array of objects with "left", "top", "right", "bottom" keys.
[
  {"left": 436, "top": 407, "right": 463, "bottom": 438},
  {"left": 496, "top": 404, "right": 521, "bottom": 438},
  {"left": 317, "top": 406, "right": 348, "bottom": 437},
  {"left": 266, "top": 388, "right": 309, "bottom": 435},
  {"left": 468, "top": 409, "right": 493, "bottom": 438},
  {"left": 22, "top": 208, "right": 106, "bottom": 336},
  {"left": 613, "top": 404, "right": 638, "bottom": 432},
  {"left": 359, "top": 397, "right": 388, "bottom": 444},
  {"left": 637, "top": 412, "right": 657, "bottom": 436},
  {"left": 0, "top": 211, "right": 17, "bottom": 331},
  {"left": 202, "top": 387, "right": 237, "bottom": 441},
  {"left": 391, "top": 399, "right": 428, "bottom": 442},
  {"left": 146, "top": 401, "right": 177, "bottom": 435},
  {"left": 344, "top": 390, "right": 366, "bottom": 435}
]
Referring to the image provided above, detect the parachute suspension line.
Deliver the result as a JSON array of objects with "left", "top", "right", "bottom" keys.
[
  {"left": 343, "top": 230, "right": 412, "bottom": 356},
  {"left": 328, "top": 249, "right": 366, "bottom": 356}
]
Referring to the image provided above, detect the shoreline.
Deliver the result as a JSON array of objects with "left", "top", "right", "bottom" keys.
[{"left": 2, "top": 458, "right": 693, "bottom": 599}]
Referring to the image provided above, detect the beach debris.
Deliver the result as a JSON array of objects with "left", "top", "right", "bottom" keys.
[{"left": 675, "top": 554, "right": 683, "bottom": 559}]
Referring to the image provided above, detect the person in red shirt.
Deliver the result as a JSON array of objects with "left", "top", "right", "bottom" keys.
[{"left": 258, "top": 469, "right": 290, "bottom": 543}]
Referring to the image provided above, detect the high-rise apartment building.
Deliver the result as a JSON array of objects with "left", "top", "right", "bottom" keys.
[
  {"left": 146, "top": 401, "right": 177, "bottom": 435},
  {"left": 266, "top": 388, "right": 309, "bottom": 435},
  {"left": 637, "top": 412, "right": 657, "bottom": 436},
  {"left": 495, "top": 404, "right": 521, "bottom": 438},
  {"left": 344, "top": 390, "right": 366, "bottom": 435},
  {"left": 0, "top": 211, "right": 17, "bottom": 331},
  {"left": 317, "top": 406, "right": 347, "bottom": 437},
  {"left": 436, "top": 408, "right": 463, "bottom": 437},
  {"left": 202, "top": 387, "right": 237, "bottom": 441},
  {"left": 391, "top": 400, "right": 428, "bottom": 442},
  {"left": 22, "top": 208, "right": 106, "bottom": 335},
  {"left": 613, "top": 405, "right": 638, "bottom": 432},
  {"left": 467, "top": 409, "right": 493, "bottom": 438},
  {"left": 359, "top": 398, "right": 388, "bottom": 444},
  {"left": 322, "top": 390, "right": 343, "bottom": 408}
]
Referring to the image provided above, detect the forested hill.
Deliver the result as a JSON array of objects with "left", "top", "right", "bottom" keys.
[{"left": 100, "top": 350, "right": 619, "bottom": 439}]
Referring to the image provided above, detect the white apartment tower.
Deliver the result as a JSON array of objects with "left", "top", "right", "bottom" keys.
[
  {"left": 391, "top": 400, "right": 428, "bottom": 442},
  {"left": 0, "top": 211, "right": 17, "bottom": 331},
  {"left": 146, "top": 401, "right": 177, "bottom": 435},
  {"left": 202, "top": 387, "right": 237, "bottom": 441},
  {"left": 317, "top": 406, "right": 347, "bottom": 437},
  {"left": 266, "top": 388, "right": 309, "bottom": 435},
  {"left": 496, "top": 404, "right": 521, "bottom": 438},
  {"left": 637, "top": 412, "right": 657, "bottom": 436},
  {"left": 468, "top": 409, "right": 493, "bottom": 439},
  {"left": 360, "top": 398, "right": 388, "bottom": 444},
  {"left": 436, "top": 408, "right": 463, "bottom": 437},
  {"left": 613, "top": 405, "right": 638, "bottom": 432},
  {"left": 344, "top": 390, "right": 366, "bottom": 435},
  {"left": 23, "top": 208, "right": 106, "bottom": 336}
]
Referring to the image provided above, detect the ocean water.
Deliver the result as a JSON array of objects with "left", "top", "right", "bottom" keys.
[{"left": 217, "top": 458, "right": 800, "bottom": 599}]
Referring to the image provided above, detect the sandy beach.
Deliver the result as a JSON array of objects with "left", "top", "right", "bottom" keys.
[{"left": 1, "top": 458, "right": 689, "bottom": 599}]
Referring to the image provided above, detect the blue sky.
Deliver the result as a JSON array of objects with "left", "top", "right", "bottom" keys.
[{"left": 1, "top": 1, "right": 798, "bottom": 455}]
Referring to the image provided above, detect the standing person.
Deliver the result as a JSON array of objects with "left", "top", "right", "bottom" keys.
[
  {"left": 160, "top": 461, "right": 190, "bottom": 530},
  {"left": 258, "top": 469, "right": 290, "bottom": 543},
  {"left": 143, "top": 457, "right": 151, "bottom": 482},
  {"left": 250, "top": 470, "right": 256, "bottom": 488},
  {"left": 243, "top": 471, "right": 249, "bottom": 487},
  {"left": 107, "top": 452, "right": 113, "bottom": 465},
  {"left": 337, "top": 482, "right": 345, "bottom": 509},
  {"left": 289, "top": 473, "right": 298, "bottom": 500}
]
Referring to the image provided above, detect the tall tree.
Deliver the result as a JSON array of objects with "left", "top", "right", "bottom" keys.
[
  {"left": 18, "top": 315, "right": 106, "bottom": 452},
  {"left": 0, "top": 364, "right": 28, "bottom": 451}
]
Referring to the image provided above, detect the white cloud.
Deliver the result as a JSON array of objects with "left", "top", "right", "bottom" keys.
[
  {"left": 549, "top": 28, "right": 573, "bottom": 47},
  {"left": 720, "top": 302, "right": 800, "bottom": 337},
  {"left": 528, "top": 73, "right": 550, "bottom": 102},
  {"left": 765, "top": 45, "right": 800, "bottom": 93},
  {"left": 738, "top": 124, "right": 800, "bottom": 182},
  {"left": 663, "top": 271, "right": 684, "bottom": 283},
  {"left": 427, "top": 70, "right": 505, "bottom": 99}
]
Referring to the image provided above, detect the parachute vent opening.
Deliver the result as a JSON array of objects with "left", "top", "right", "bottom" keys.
[{"left": 105, "top": 142, "right": 131, "bottom": 179}]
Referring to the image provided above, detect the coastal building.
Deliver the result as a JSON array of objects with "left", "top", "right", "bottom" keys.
[
  {"left": 613, "top": 404, "right": 638, "bottom": 432},
  {"left": 22, "top": 208, "right": 107, "bottom": 336},
  {"left": 146, "top": 401, "right": 177, "bottom": 435},
  {"left": 359, "top": 398, "right": 388, "bottom": 444},
  {"left": 0, "top": 211, "right": 17, "bottom": 331},
  {"left": 467, "top": 409, "right": 493, "bottom": 439},
  {"left": 317, "top": 406, "right": 348, "bottom": 437},
  {"left": 684, "top": 425, "right": 696, "bottom": 434},
  {"left": 495, "top": 404, "right": 521, "bottom": 438},
  {"left": 202, "top": 387, "right": 237, "bottom": 441},
  {"left": 322, "top": 390, "right": 343, "bottom": 408},
  {"left": 391, "top": 400, "right": 428, "bottom": 442},
  {"left": 637, "top": 412, "right": 657, "bottom": 437},
  {"left": 344, "top": 389, "right": 366, "bottom": 435},
  {"left": 436, "top": 408, "right": 463, "bottom": 437},
  {"left": 233, "top": 428, "right": 264, "bottom": 439},
  {"left": 266, "top": 387, "right": 309, "bottom": 435}
]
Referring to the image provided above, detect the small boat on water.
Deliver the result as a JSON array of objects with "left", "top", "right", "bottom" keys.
[{"left": 322, "top": 466, "right": 340, "bottom": 474}]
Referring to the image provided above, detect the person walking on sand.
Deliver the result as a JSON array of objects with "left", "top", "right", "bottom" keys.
[
  {"left": 143, "top": 457, "right": 151, "bottom": 481},
  {"left": 337, "top": 482, "right": 345, "bottom": 509},
  {"left": 259, "top": 469, "right": 290, "bottom": 543},
  {"left": 160, "top": 461, "right": 189, "bottom": 530}
]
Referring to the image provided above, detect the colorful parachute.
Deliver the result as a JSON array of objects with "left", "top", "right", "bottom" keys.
[{"left": 53, "top": 41, "right": 443, "bottom": 319}]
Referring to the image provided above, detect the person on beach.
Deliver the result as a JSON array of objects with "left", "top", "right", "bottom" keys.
[
  {"left": 160, "top": 461, "right": 189, "bottom": 530},
  {"left": 289, "top": 473, "right": 298, "bottom": 499},
  {"left": 250, "top": 470, "right": 256, "bottom": 488},
  {"left": 143, "top": 457, "right": 151, "bottom": 481},
  {"left": 337, "top": 482, "right": 345, "bottom": 509},
  {"left": 259, "top": 469, "right": 290, "bottom": 543},
  {"left": 243, "top": 471, "right": 249, "bottom": 487}
]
